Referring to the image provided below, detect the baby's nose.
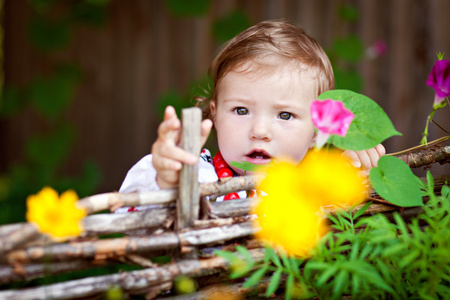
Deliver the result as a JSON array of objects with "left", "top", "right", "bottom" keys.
[{"left": 250, "top": 119, "right": 272, "bottom": 141}]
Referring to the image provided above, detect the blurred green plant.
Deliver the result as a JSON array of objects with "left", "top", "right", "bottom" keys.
[
  {"left": 216, "top": 177, "right": 449, "bottom": 299},
  {"left": 328, "top": 4, "right": 365, "bottom": 92},
  {"left": 0, "top": 0, "right": 108, "bottom": 224}
]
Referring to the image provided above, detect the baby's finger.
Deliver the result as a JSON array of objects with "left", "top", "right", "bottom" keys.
[
  {"left": 158, "top": 117, "right": 181, "bottom": 142},
  {"left": 152, "top": 155, "right": 183, "bottom": 172},
  {"left": 156, "top": 170, "right": 180, "bottom": 188},
  {"left": 163, "top": 105, "right": 177, "bottom": 121},
  {"left": 357, "top": 151, "right": 373, "bottom": 170},
  {"left": 375, "top": 144, "right": 386, "bottom": 156},
  {"left": 153, "top": 142, "right": 198, "bottom": 166},
  {"left": 365, "top": 147, "right": 382, "bottom": 168},
  {"left": 342, "top": 150, "right": 361, "bottom": 168}
]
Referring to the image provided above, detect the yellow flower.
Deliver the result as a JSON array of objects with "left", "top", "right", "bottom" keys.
[
  {"left": 26, "top": 187, "right": 86, "bottom": 241},
  {"left": 252, "top": 149, "right": 368, "bottom": 256},
  {"left": 296, "top": 149, "right": 368, "bottom": 208}
]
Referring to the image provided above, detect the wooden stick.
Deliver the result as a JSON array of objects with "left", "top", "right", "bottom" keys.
[
  {"left": 76, "top": 189, "right": 177, "bottom": 214},
  {"left": 0, "top": 249, "right": 265, "bottom": 300},
  {"left": 177, "top": 107, "right": 202, "bottom": 229},
  {"left": 0, "top": 259, "right": 111, "bottom": 285},
  {"left": 71, "top": 145, "right": 449, "bottom": 215},
  {"left": 0, "top": 173, "right": 448, "bottom": 255},
  {"left": 5, "top": 222, "right": 256, "bottom": 265},
  {"left": 394, "top": 145, "right": 450, "bottom": 168}
]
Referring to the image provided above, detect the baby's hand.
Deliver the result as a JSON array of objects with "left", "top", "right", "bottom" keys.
[
  {"left": 343, "top": 144, "right": 386, "bottom": 175},
  {"left": 151, "top": 106, "right": 213, "bottom": 189}
]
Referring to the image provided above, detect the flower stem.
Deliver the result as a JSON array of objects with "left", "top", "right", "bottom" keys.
[{"left": 420, "top": 109, "right": 437, "bottom": 146}]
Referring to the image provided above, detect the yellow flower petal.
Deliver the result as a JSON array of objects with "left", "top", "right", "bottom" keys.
[
  {"left": 253, "top": 149, "right": 368, "bottom": 256},
  {"left": 26, "top": 187, "right": 86, "bottom": 241}
]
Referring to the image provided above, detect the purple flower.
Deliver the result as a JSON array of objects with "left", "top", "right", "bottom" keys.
[
  {"left": 426, "top": 59, "right": 450, "bottom": 105},
  {"left": 311, "top": 99, "right": 355, "bottom": 148}
]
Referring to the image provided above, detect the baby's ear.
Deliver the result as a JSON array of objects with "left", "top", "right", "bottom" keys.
[
  {"left": 309, "top": 132, "right": 317, "bottom": 148},
  {"left": 210, "top": 101, "right": 216, "bottom": 119}
]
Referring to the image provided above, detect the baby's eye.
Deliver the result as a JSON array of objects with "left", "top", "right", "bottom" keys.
[
  {"left": 278, "top": 112, "right": 293, "bottom": 120},
  {"left": 234, "top": 107, "right": 249, "bottom": 115}
]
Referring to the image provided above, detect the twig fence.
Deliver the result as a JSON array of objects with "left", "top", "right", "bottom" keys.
[{"left": 0, "top": 108, "right": 449, "bottom": 299}]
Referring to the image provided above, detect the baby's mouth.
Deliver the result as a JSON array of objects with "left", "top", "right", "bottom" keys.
[{"left": 245, "top": 150, "right": 272, "bottom": 162}]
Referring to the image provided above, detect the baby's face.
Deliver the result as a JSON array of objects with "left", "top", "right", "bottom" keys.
[{"left": 211, "top": 63, "right": 317, "bottom": 175}]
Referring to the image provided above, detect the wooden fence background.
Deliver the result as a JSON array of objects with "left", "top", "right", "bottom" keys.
[{"left": 1, "top": 0, "right": 449, "bottom": 193}]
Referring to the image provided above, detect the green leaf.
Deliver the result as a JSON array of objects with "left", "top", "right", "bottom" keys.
[
  {"left": 427, "top": 171, "right": 435, "bottom": 193},
  {"left": 28, "top": 0, "right": 57, "bottom": 14},
  {"left": 211, "top": 10, "right": 252, "bottom": 43},
  {"left": 242, "top": 265, "right": 268, "bottom": 289},
  {"left": 30, "top": 66, "right": 81, "bottom": 119},
  {"left": 230, "top": 160, "right": 263, "bottom": 172},
  {"left": 369, "top": 156, "right": 423, "bottom": 207},
  {"left": 317, "top": 264, "right": 339, "bottom": 287},
  {"left": 28, "top": 17, "right": 70, "bottom": 52},
  {"left": 381, "top": 243, "right": 406, "bottom": 258},
  {"left": 25, "top": 124, "right": 76, "bottom": 170},
  {"left": 230, "top": 260, "right": 252, "bottom": 279},
  {"left": 333, "top": 68, "right": 363, "bottom": 92},
  {"left": 0, "top": 86, "right": 27, "bottom": 117},
  {"left": 70, "top": 1, "right": 108, "bottom": 26},
  {"left": 318, "top": 90, "right": 401, "bottom": 151},
  {"left": 352, "top": 272, "right": 361, "bottom": 295},
  {"left": 265, "top": 269, "right": 282, "bottom": 297},
  {"left": 333, "top": 270, "right": 349, "bottom": 296},
  {"left": 353, "top": 201, "right": 372, "bottom": 220},
  {"left": 285, "top": 274, "right": 295, "bottom": 300},
  {"left": 235, "top": 245, "right": 254, "bottom": 265},
  {"left": 266, "top": 247, "right": 282, "bottom": 268},
  {"left": 393, "top": 213, "right": 409, "bottom": 236},
  {"left": 214, "top": 250, "right": 239, "bottom": 263},
  {"left": 338, "top": 4, "right": 359, "bottom": 22},
  {"left": 290, "top": 257, "right": 301, "bottom": 277},
  {"left": 278, "top": 249, "right": 291, "bottom": 271},
  {"left": 165, "top": 0, "right": 211, "bottom": 17},
  {"left": 332, "top": 35, "right": 364, "bottom": 62}
]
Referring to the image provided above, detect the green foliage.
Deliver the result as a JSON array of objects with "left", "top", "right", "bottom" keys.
[
  {"left": 156, "top": 76, "right": 213, "bottom": 120},
  {"left": 211, "top": 10, "right": 252, "bottom": 43},
  {"left": 165, "top": 0, "right": 211, "bottom": 17},
  {"left": 30, "top": 65, "right": 81, "bottom": 119},
  {"left": 28, "top": 16, "right": 71, "bottom": 52},
  {"left": 369, "top": 156, "right": 423, "bottom": 207},
  {"left": 333, "top": 68, "right": 363, "bottom": 93},
  {"left": 318, "top": 89, "right": 401, "bottom": 151},
  {"left": 337, "top": 4, "right": 359, "bottom": 22},
  {"left": 218, "top": 181, "right": 450, "bottom": 298},
  {"left": 332, "top": 35, "right": 364, "bottom": 63},
  {"left": 0, "top": 1, "right": 105, "bottom": 224}
]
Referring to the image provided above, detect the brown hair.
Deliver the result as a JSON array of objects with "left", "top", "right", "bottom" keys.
[{"left": 196, "top": 20, "right": 335, "bottom": 120}]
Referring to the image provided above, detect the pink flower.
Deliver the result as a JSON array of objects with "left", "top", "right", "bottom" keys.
[
  {"left": 426, "top": 59, "right": 450, "bottom": 105},
  {"left": 366, "top": 39, "right": 387, "bottom": 59},
  {"left": 311, "top": 99, "right": 355, "bottom": 148}
]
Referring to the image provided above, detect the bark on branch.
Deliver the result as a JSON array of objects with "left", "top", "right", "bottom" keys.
[{"left": 0, "top": 249, "right": 265, "bottom": 300}]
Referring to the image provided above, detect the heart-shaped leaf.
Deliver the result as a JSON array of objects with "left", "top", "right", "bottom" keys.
[
  {"left": 369, "top": 156, "right": 423, "bottom": 207},
  {"left": 318, "top": 90, "right": 401, "bottom": 151}
]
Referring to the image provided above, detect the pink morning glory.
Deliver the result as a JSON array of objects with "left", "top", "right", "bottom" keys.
[
  {"left": 426, "top": 59, "right": 450, "bottom": 105},
  {"left": 366, "top": 39, "right": 387, "bottom": 59},
  {"left": 311, "top": 99, "right": 355, "bottom": 148}
]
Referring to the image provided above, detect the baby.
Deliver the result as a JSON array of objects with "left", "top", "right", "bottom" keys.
[{"left": 117, "top": 20, "right": 385, "bottom": 208}]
